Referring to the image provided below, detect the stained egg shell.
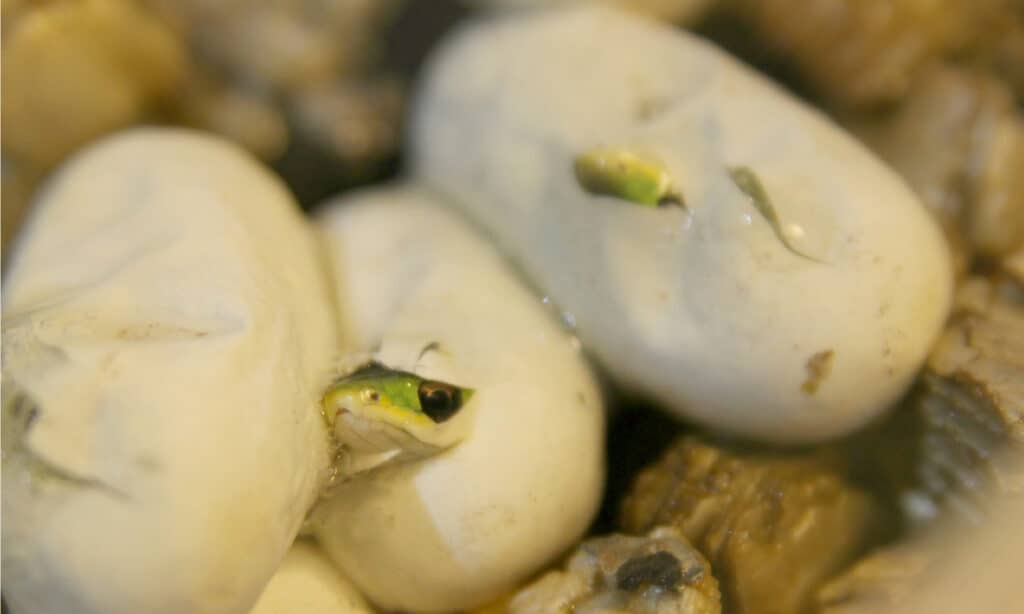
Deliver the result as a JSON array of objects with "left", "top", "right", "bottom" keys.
[
  {"left": 250, "top": 542, "right": 373, "bottom": 614},
  {"left": 620, "top": 436, "right": 882, "bottom": 614},
  {"left": 412, "top": 5, "right": 954, "bottom": 443},
  {"left": 497, "top": 527, "right": 721, "bottom": 614},
  {"left": 311, "top": 186, "right": 605, "bottom": 613},
  {"left": 1, "top": 129, "right": 336, "bottom": 614},
  {"left": 914, "top": 275, "right": 1024, "bottom": 522}
]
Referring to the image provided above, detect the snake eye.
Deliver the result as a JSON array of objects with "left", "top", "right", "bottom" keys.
[{"left": 417, "top": 381, "right": 464, "bottom": 423}]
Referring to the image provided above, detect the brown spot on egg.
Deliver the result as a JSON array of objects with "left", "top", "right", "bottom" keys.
[{"left": 801, "top": 350, "right": 835, "bottom": 395}]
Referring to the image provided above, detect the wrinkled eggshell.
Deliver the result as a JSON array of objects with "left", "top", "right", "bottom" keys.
[
  {"left": 1, "top": 129, "right": 336, "bottom": 614},
  {"left": 250, "top": 542, "right": 373, "bottom": 614},
  {"left": 312, "top": 186, "right": 605, "bottom": 613},
  {"left": 412, "top": 5, "right": 954, "bottom": 443}
]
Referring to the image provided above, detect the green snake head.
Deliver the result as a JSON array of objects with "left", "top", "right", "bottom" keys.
[
  {"left": 573, "top": 146, "right": 682, "bottom": 208},
  {"left": 321, "top": 361, "right": 475, "bottom": 473}
]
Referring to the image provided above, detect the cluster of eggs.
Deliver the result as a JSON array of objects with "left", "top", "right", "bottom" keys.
[{"left": 1, "top": 6, "right": 951, "bottom": 613}]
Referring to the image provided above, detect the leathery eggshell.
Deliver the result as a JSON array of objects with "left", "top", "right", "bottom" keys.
[
  {"left": 1, "top": 129, "right": 336, "bottom": 614},
  {"left": 311, "top": 185, "right": 605, "bottom": 613},
  {"left": 412, "top": 5, "right": 954, "bottom": 443},
  {"left": 250, "top": 542, "right": 373, "bottom": 614}
]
